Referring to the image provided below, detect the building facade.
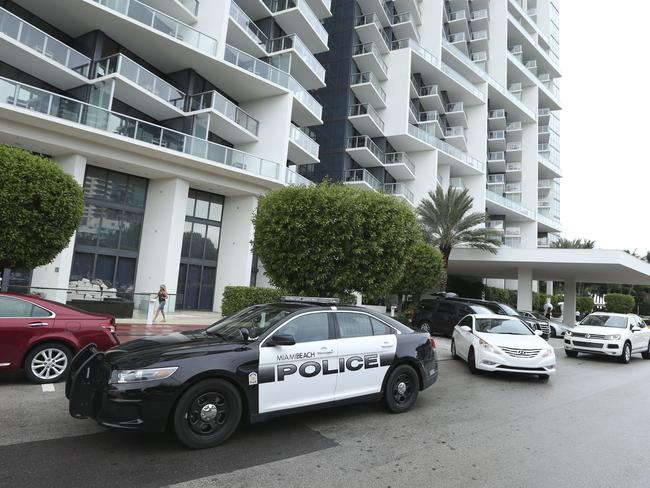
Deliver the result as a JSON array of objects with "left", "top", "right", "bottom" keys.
[{"left": 0, "top": 0, "right": 329, "bottom": 311}]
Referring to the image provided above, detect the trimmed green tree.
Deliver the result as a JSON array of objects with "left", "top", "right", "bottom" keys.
[
  {"left": 0, "top": 146, "right": 84, "bottom": 289},
  {"left": 605, "top": 293, "right": 635, "bottom": 313},
  {"left": 252, "top": 182, "right": 421, "bottom": 297},
  {"left": 392, "top": 239, "right": 444, "bottom": 305},
  {"left": 576, "top": 296, "right": 595, "bottom": 315}
]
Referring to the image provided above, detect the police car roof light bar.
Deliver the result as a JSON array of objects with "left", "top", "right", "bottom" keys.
[{"left": 280, "top": 296, "right": 340, "bottom": 305}]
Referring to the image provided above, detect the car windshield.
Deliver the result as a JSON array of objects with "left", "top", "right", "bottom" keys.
[
  {"left": 499, "top": 304, "right": 519, "bottom": 316},
  {"left": 475, "top": 318, "right": 533, "bottom": 335},
  {"left": 205, "top": 304, "right": 304, "bottom": 340},
  {"left": 579, "top": 314, "right": 628, "bottom": 329}
]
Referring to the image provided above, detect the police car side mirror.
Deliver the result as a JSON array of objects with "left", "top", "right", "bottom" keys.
[
  {"left": 534, "top": 330, "right": 543, "bottom": 336},
  {"left": 269, "top": 334, "right": 296, "bottom": 346}
]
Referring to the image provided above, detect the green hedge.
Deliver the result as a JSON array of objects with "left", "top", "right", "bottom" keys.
[
  {"left": 222, "top": 286, "right": 286, "bottom": 316},
  {"left": 605, "top": 293, "right": 635, "bottom": 314},
  {"left": 576, "top": 296, "right": 595, "bottom": 314}
]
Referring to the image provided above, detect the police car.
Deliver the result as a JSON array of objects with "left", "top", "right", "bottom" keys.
[{"left": 66, "top": 297, "right": 438, "bottom": 449}]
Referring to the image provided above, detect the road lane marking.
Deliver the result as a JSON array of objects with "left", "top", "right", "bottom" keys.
[{"left": 41, "top": 384, "right": 55, "bottom": 392}]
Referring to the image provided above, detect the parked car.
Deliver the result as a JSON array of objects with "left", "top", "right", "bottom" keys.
[
  {"left": 564, "top": 312, "right": 650, "bottom": 364},
  {"left": 0, "top": 293, "right": 119, "bottom": 383},
  {"left": 451, "top": 314, "right": 556, "bottom": 380},
  {"left": 67, "top": 297, "right": 438, "bottom": 449},
  {"left": 518, "top": 310, "right": 572, "bottom": 337},
  {"left": 412, "top": 296, "right": 492, "bottom": 336}
]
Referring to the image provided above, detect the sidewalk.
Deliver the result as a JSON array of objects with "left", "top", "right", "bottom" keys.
[{"left": 116, "top": 311, "right": 221, "bottom": 343}]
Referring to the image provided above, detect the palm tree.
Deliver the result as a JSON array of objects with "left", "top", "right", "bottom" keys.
[
  {"left": 550, "top": 238, "right": 595, "bottom": 249},
  {"left": 417, "top": 187, "right": 502, "bottom": 290}
]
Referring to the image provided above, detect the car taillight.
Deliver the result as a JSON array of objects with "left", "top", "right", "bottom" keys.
[{"left": 429, "top": 337, "right": 436, "bottom": 349}]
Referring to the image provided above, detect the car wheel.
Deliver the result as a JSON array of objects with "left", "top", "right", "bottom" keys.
[
  {"left": 468, "top": 348, "right": 479, "bottom": 374},
  {"left": 173, "top": 378, "right": 242, "bottom": 449},
  {"left": 642, "top": 341, "right": 650, "bottom": 360},
  {"left": 450, "top": 339, "right": 459, "bottom": 360},
  {"left": 618, "top": 342, "right": 632, "bottom": 364},
  {"left": 538, "top": 374, "right": 550, "bottom": 381},
  {"left": 565, "top": 350, "right": 579, "bottom": 358},
  {"left": 419, "top": 322, "right": 432, "bottom": 334},
  {"left": 384, "top": 364, "right": 419, "bottom": 413},
  {"left": 23, "top": 343, "right": 73, "bottom": 384}
]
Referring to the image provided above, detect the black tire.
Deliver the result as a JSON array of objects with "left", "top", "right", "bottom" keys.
[
  {"left": 468, "top": 348, "right": 479, "bottom": 374},
  {"left": 538, "top": 374, "right": 550, "bottom": 381},
  {"left": 618, "top": 342, "right": 632, "bottom": 364},
  {"left": 384, "top": 364, "right": 419, "bottom": 413},
  {"left": 418, "top": 322, "right": 432, "bottom": 334},
  {"left": 642, "top": 341, "right": 650, "bottom": 360},
  {"left": 450, "top": 339, "right": 459, "bottom": 360},
  {"left": 565, "top": 350, "right": 579, "bottom": 358},
  {"left": 173, "top": 379, "right": 242, "bottom": 449},
  {"left": 23, "top": 343, "right": 73, "bottom": 384}
]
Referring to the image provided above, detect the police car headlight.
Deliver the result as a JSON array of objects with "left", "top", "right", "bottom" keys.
[
  {"left": 111, "top": 367, "right": 178, "bottom": 384},
  {"left": 604, "top": 334, "right": 621, "bottom": 340},
  {"left": 479, "top": 339, "right": 501, "bottom": 354}
]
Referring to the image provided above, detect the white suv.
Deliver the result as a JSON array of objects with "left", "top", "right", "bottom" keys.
[{"left": 564, "top": 312, "right": 650, "bottom": 363}]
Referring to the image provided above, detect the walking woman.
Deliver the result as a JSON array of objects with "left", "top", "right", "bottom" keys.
[{"left": 154, "top": 284, "right": 168, "bottom": 323}]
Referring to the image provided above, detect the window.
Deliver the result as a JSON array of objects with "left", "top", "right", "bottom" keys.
[
  {"left": 281, "top": 313, "right": 330, "bottom": 343},
  {"left": 371, "top": 317, "right": 394, "bottom": 335},
  {"left": 0, "top": 297, "right": 50, "bottom": 318},
  {"left": 419, "top": 300, "right": 436, "bottom": 311},
  {"left": 337, "top": 313, "right": 374, "bottom": 338},
  {"left": 458, "top": 316, "right": 473, "bottom": 329},
  {"left": 436, "top": 302, "right": 457, "bottom": 316}
]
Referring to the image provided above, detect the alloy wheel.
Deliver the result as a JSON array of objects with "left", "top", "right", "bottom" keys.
[{"left": 31, "top": 348, "right": 68, "bottom": 380}]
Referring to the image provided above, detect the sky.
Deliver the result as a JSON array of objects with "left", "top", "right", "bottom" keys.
[{"left": 560, "top": 3, "right": 649, "bottom": 255}]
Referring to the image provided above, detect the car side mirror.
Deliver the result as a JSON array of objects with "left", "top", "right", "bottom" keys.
[
  {"left": 460, "top": 325, "right": 472, "bottom": 333},
  {"left": 239, "top": 327, "right": 251, "bottom": 342},
  {"left": 534, "top": 330, "right": 543, "bottom": 336},
  {"left": 268, "top": 334, "right": 296, "bottom": 346}
]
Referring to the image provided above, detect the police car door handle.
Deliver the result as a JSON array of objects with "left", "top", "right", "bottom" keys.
[
  {"left": 317, "top": 348, "right": 334, "bottom": 355},
  {"left": 381, "top": 343, "right": 392, "bottom": 348}
]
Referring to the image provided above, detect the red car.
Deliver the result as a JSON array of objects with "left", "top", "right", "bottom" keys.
[{"left": 0, "top": 293, "right": 119, "bottom": 383}]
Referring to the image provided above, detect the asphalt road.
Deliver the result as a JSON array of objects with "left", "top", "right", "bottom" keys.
[{"left": 1, "top": 337, "right": 649, "bottom": 488}]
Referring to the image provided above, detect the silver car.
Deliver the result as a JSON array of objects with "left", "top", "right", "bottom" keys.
[{"left": 519, "top": 310, "right": 573, "bottom": 337}]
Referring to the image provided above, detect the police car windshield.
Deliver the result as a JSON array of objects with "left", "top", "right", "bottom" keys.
[
  {"left": 579, "top": 314, "right": 627, "bottom": 329},
  {"left": 475, "top": 318, "right": 532, "bottom": 335},
  {"left": 206, "top": 304, "right": 303, "bottom": 340}
]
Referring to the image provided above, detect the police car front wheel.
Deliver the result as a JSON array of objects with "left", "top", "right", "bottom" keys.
[
  {"left": 384, "top": 364, "right": 419, "bottom": 413},
  {"left": 173, "top": 378, "right": 242, "bottom": 449}
]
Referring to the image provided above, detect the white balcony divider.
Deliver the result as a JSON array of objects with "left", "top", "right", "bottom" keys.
[
  {"left": 188, "top": 90, "right": 259, "bottom": 135},
  {"left": 0, "top": 77, "right": 279, "bottom": 179},
  {"left": 90, "top": 0, "right": 218, "bottom": 56},
  {"left": 268, "top": 33, "right": 326, "bottom": 81},
  {"left": 0, "top": 6, "right": 91, "bottom": 75},
  {"left": 290, "top": 123, "right": 319, "bottom": 157}
]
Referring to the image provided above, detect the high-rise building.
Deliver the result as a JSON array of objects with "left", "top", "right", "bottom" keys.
[
  {"left": 310, "top": 0, "right": 561, "bottom": 258},
  {"left": 0, "top": 0, "right": 329, "bottom": 311}
]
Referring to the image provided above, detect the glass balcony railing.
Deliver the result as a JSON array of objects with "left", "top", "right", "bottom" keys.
[
  {"left": 506, "top": 121, "right": 522, "bottom": 131},
  {"left": 90, "top": 0, "right": 218, "bottom": 56},
  {"left": 180, "top": 0, "right": 200, "bottom": 16},
  {"left": 229, "top": 0, "right": 268, "bottom": 48},
  {"left": 488, "top": 151, "right": 505, "bottom": 161},
  {"left": 268, "top": 34, "right": 326, "bottom": 81},
  {"left": 349, "top": 103, "right": 385, "bottom": 132},
  {"left": 446, "top": 102, "right": 464, "bottom": 113},
  {"left": 188, "top": 90, "right": 259, "bottom": 135},
  {"left": 448, "top": 10, "right": 467, "bottom": 22},
  {"left": 445, "top": 126, "right": 465, "bottom": 138},
  {"left": 224, "top": 44, "right": 290, "bottom": 88},
  {"left": 93, "top": 53, "right": 185, "bottom": 108},
  {"left": 352, "top": 42, "right": 388, "bottom": 75},
  {"left": 408, "top": 124, "right": 484, "bottom": 173},
  {"left": 489, "top": 109, "right": 505, "bottom": 118},
  {"left": 383, "top": 183, "right": 414, "bottom": 204},
  {"left": 271, "top": 0, "right": 328, "bottom": 45},
  {"left": 285, "top": 166, "right": 313, "bottom": 186},
  {"left": 419, "top": 110, "right": 442, "bottom": 125},
  {"left": 470, "top": 9, "right": 489, "bottom": 21},
  {"left": 385, "top": 152, "right": 415, "bottom": 174},
  {"left": 350, "top": 71, "right": 386, "bottom": 102},
  {"left": 419, "top": 84, "right": 439, "bottom": 97},
  {"left": 486, "top": 189, "right": 535, "bottom": 219},
  {"left": 289, "top": 123, "right": 319, "bottom": 158},
  {"left": 0, "top": 77, "right": 279, "bottom": 180},
  {"left": 392, "top": 38, "right": 438, "bottom": 69},
  {"left": 288, "top": 76, "right": 322, "bottom": 118},
  {"left": 440, "top": 62, "right": 485, "bottom": 101},
  {"left": 0, "top": 6, "right": 91, "bottom": 75},
  {"left": 449, "top": 177, "right": 464, "bottom": 189},
  {"left": 344, "top": 168, "right": 382, "bottom": 190},
  {"left": 488, "top": 130, "right": 505, "bottom": 140},
  {"left": 346, "top": 135, "right": 385, "bottom": 163}
]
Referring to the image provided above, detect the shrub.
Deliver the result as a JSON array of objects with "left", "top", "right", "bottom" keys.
[
  {"left": 221, "top": 286, "right": 286, "bottom": 316},
  {"left": 0, "top": 145, "right": 84, "bottom": 272},
  {"left": 576, "top": 296, "right": 595, "bottom": 314},
  {"left": 533, "top": 292, "right": 548, "bottom": 312},
  {"left": 485, "top": 287, "right": 516, "bottom": 307},
  {"left": 605, "top": 293, "right": 635, "bottom": 314},
  {"left": 392, "top": 240, "right": 444, "bottom": 299}
]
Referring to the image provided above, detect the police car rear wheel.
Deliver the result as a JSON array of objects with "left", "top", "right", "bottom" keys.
[
  {"left": 384, "top": 364, "right": 418, "bottom": 413},
  {"left": 174, "top": 379, "right": 242, "bottom": 449}
]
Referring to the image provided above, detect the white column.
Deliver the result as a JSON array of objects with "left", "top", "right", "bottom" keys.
[
  {"left": 134, "top": 177, "right": 190, "bottom": 313},
  {"left": 563, "top": 279, "right": 577, "bottom": 327},
  {"left": 213, "top": 195, "right": 258, "bottom": 313},
  {"left": 546, "top": 281, "right": 554, "bottom": 295},
  {"left": 516, "top": 267, "right": 533, "bottom": 311},
  {"left": 30, "top": 154, "right": 87, "bottom": 303}
]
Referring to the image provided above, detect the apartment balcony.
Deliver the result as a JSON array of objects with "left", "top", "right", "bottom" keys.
[
  {"left": 304, "top": 0, "right": 332, "bottom": 19},
  {"left": 488, "top": 108, "right": 506, "bottom": 130},
  {"left": 344, "top": 168, "right": 382, "bottom": 191},
  {"left": 487, "top": 130, "right": 506, "bottom": 151},
  {"left": 384, "top": 182, "right": 415, "bottom": 206},
  {"left": 487, "top": 220, "right": 505, "bottom": 233},
  {"left": 486, "top": 189, "right": 536, "bottom": 221},
  {"left": 538, "top": 107, "right": 551, "bottom": 123},
  {"left": 538, "top": 151, "right": 561, "bottom": 179},
  {"left": 271, "top": 0, "right": 329, "bottom": 54},
  {"left": 447, "top": 10, "right": 470, "bottom": 40},
  {"left": 0, "top": 6, "right": 90, "bottom": 89},
  {"left": 506, "top": 141, "right": 522, "bottom": 161},
  {"left": 506, "top": 161, "right": 522, "bottom": 176},
  {"left": 486, "top": 77, "right": 536, "bottom": 123},
  {"left": 449, "top": 177, "right": 465, "bottom": 190},
  {"left": 288, "top": 123, "right": 320, "bottom": 164},
  {"left": 0, "top": 76, "right": 281, "bottom": 181},
  {"left": 285, "top": 166, "right": 313, "bottom": 186},
  {"left": 418, "top": 84, "right": 445, "bottom": 112},
  {"left": 234, "top": 0, "right": 274, "bottom": 20},
  {"left": 538, "top": 178, "right": 552, "bottom": 194},
  {"left": 440, "top": 62, "right": 485, "bottom": 103},
  {"left": 350, "top": 71, "right": 386, "bottom": 109},
  {"left": 418, "top": 110, "right": 444, "bottom": 138},
  {"left": 268, "top": 34, "right": 326, "bottom": 90},
  {"left": 445, "top": 102, "right": 468, "bottom": 127},
  {"left": 444, "top": 126, "right": 467, "bottom": 151},
  {"left": 537, "top": 211, "right": 562, "bottom": 233},
  {"left": 384, "top": 151, "right": 416, "bottom": 180},
  {"left": 470, "top": 51, "right": 488, "bottom": 65},
  {"left": 506, "top": 121, "right": 522, "bottom": 133},
  {"left": 487, "top": 151, "right": 506, "bottom": 172},
  {"left": 227, "top": 0, "right": 268, "bottom": 58},
  {"left": 508, "top": 82, "right": 523, "bottom": 100},
  {"left": 354, "top": 13, "right": 390, "bottom": 54},
  {"left": 393, "top": 0, "right": 422, "bottom": 25},
  {"left": 288, "top": 77, "right": 323, "bottom": 126},
  {"left": 469, "top": 8, "right": 489, "bottom": 28},
  {"left": 504, "top": 226, "right": 521, "bottom": 237},
  {"left": 356, "top": 0, "right": 391, "bottom": 25},
  {"left": 538, "top": 124, "right": 550, "bottom": 143},
  {"left": 348, "top": 103, "right": 385, "bottom": 138},
  {"left": 140, "top": 0, "right": 199, "bottom": 23},
  {"left": 447, "top": 32, "right": 468, "bottom": 56},
  {"left": 187, "top": 90, "right": 259, "bottom": 144},
  {"left": 469, "top": 29, "right": 489, "bottom": 51},
  {"left": 507, "top": 10, "right": 560, "bottom": 79},
  {"left": 391, "top": 12, "right": 419, "bottom": 42},
  {"left": 345, "top": 135, "right": 385, "bottom": 168},
  {"left": 504, "top": 182, "right": 522, "bottom": 197},
  {"left": 352, "top": 42, "right": 388, "bottom": 80}
]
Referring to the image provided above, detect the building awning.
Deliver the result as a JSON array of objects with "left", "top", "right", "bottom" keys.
[{"left": 448, "top": 248, "right": 650, "bottom": 285}]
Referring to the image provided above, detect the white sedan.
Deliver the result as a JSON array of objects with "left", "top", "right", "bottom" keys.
[{"left": 451, "top": 314, "right": 556, "bottom": 380}]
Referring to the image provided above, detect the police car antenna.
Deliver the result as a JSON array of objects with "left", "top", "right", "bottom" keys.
[{"left": 280, "top": 296, "right": 340, "bottom": 305}]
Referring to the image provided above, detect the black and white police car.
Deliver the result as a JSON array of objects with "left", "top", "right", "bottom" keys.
[{"left": 66, "top": 297, "right": 438, "bottom": 449}]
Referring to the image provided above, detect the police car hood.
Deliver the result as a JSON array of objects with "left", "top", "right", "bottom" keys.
[{"left": 105, "top": 330, "right": 244, "bottom": 368}]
